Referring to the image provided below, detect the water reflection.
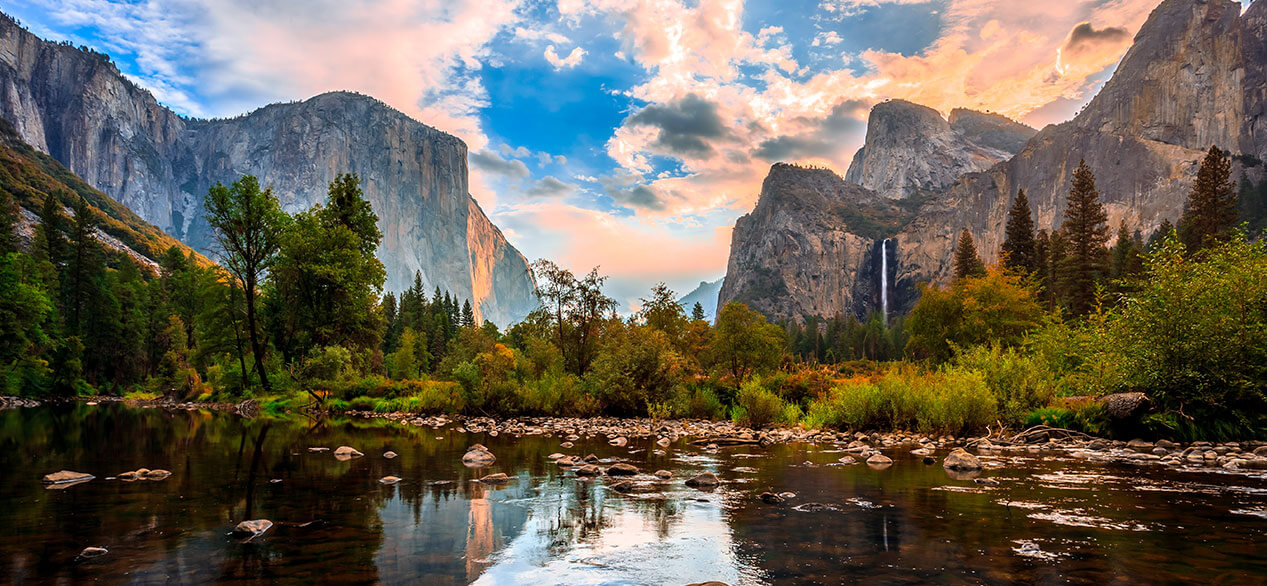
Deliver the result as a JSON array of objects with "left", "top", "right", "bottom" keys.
[{"left": 2, "top": 404, "right": 1267, "bottom": 584}]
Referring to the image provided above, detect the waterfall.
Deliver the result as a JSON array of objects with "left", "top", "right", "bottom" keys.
[{"left": 880, "top": 239, "right": 888, "bottom": 323}]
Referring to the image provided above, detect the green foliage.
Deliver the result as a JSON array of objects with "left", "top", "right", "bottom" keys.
[
  {"left": 803, "top": 369, "right": 996, "bottom": 435},
  {"left": 949, "top": 344, "right": 1056, "bottom": 425},
  {"left": 733, "top": 376, "right": 789, "bottom": 428},
  {"left": 953, "top": 229, "right": 986, "bottom": 281},
  {"left": 672, "top": 385, "right": 726, "bottom": 420},
  {"left": 1001, "top": 189, "right": 1037, "bottom": 275},
  {"left": 1179, "top": 146, "right": 1237, "bottom": 253},
  {"left": 906, "top": 267, "right": 1044, "bottom": 362},
  {"left": 1058, "top": 160, "right": 1110, "bottom": 316},
  {"left": 712, "top": 301, "right": 785, "bottom": 382},
  {"left": 1024, "top": 401, "right": 1108, "bottom": 436},
  {"left": 586, "top": 323, "right": 685, "bottom": 416}
]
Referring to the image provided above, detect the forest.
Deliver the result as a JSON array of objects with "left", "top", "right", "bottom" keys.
[{"left": 2, "top": 146, "right": 1265, "bottom": 440}]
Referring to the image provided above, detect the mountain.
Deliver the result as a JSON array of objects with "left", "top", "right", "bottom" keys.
[
  {"left": 722, "top": 0, "right": 1267, "bottom": 323},
  {"left": 678, "top": 278, "right": 722, "bottom": 321},
  {"left": 844, "top": 100, "right": 1035, "bottom": 200},
  {"left": 0, "top": 119, "right": 201, "bottom": 271},
  {"left": 0, "top": 14, "right": 537, "bottom": 326}
]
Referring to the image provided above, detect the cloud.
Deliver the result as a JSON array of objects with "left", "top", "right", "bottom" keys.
[
  {"left": 470, "top": 150, "right": 531, "bottom": 178},
  {"left": 1057, "top": 22, "right": 1132, "bottom": 75},
  {"left": 626, "top": 93, "right": 730, "bottom": 157},
  {"left": 544, "top": 45, "right": 586, "bottom": 69},
  {"left": 513, "top": 27, "right": 571, "bottom": 45},
  {"left": 525, "top": 176, "right": 576, "bottom": 198}
]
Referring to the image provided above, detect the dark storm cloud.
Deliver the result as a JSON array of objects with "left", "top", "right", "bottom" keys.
[
  {"left": 752, "top": 99, "right": 867, "bottom": 162},
  {"left": 525, "top": 176, "right": 575, "bottom": 198},
  {"left": 1062, "top": 22, "right": 1130, "bottom": 58}
]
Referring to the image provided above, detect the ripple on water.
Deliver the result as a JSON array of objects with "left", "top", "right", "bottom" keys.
[{"left": 1028, "top": 509, "right": 1154, "bottom": 532}]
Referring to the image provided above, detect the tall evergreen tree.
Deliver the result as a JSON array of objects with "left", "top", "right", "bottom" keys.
[
  {"left": 1179, "top": 145, "right": 1237, "bottom": 253},
  {"left": 1046, "top": 229, "right": 1068, "bottom": 311},
  {"left": 204, "top": 175, "right": 286, "bottom": 392},
  {"left": 1001, "top": 188, "right": 1037, "bottom": 274},
  {"left": 1034, "top": 229, "right": 1050, "bottom": 295},
  {"left": 691, "top": 301, "right": 706, "bottom": 321},
  {"left": 1057, "top": 161, "right": 1110, "bottom": 316},
  {"left": 1148, "top": 218, "right": 1176, "bottom": 252},
  {"left": 0, "top": 188, "right": 17, "bottom": 254},
  {"left": 461, "top": 299, "right": 475, "bottom": 328},
  {"left": 952, "top": 229, "right": 986, "bottom": 281}
]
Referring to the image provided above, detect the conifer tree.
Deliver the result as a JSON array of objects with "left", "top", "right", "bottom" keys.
[
  {"left": 0, "top": 188, "right": 17, "bottom": 254},
  {"left": 691, "top": 301, "right": 706, "bottom": 321},
  {"left": 1179, "top": 145, "right": 1237, "bottom": 252},
  {"left": 1001, "top": 188, "right": 1037, "bottom": 274},
  {"left": 1034, "top": 229, "right": 1050, "bottom": 294},
  {"left": 1148, "top": 218, "right": 1176, "bottom": 252},
  {"left": 952, "top": 229, "right": 986, "bottom": 281},
  {"left": 461, "top": 299, "right": 475, "bottom": 327},
  {"left": 1046, "top": 229, "right": 1067, "bottom": 311},
  {"left": 1057, "top": 161, "right": 1109, "bottom": 316}
]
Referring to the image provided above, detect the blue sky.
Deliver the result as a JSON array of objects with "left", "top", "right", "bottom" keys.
[{"left": 4, "top": 0, "right": 1162, "bottom": 309}]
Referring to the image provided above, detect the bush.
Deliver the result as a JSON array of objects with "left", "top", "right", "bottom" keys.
[
  {"left": 1025, "top": 400, "right": 1108, "bottom": 436},
  {"left": 950, "top": 344, "right": 1057, "bottom": 425},
  {"left": 803, "top": 368, "right": 996, "bottom": 435},
  {"left": 673, "top": 385, "right": 727, "bottom": 420},
  {"left": 906, "top": 267, "right": 1044, "bottom": 362},
  {"left": 734, "top": 377, "right": 788, "bottom": 428}
]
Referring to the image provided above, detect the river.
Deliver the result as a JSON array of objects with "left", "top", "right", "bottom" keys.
[{"left": 2, "top": 403, "right": 1265, "bottom": 584}]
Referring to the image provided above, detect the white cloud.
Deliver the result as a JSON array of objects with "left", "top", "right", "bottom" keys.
[{"left": 544, "top": 45, "right": 586, "bottom": 69}]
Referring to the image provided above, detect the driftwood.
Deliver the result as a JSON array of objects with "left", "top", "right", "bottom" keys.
[
  {"left": 1006, "top": 425, "right": 1095, "bottom": 444},
  {"left": 688, "top": 437, "right": 761, "bottom": 447}
]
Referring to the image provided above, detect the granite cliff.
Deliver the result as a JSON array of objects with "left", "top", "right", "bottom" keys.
[
  {"left": 722, "top": 0, "right": 1267, "bottom": 323},
  {"left": 0, "top": 14, "right": 536, "bottom": 325}
]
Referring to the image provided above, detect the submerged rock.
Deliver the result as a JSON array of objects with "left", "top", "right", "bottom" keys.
[
  {"left": 308, "top": 447, "right": 330, "bottom": 453},
  {"left": 462, "top": 445, "right": 496, "bottom": 467},
  {"left": 759, "top": 491, "right": 784, "bottom": 504},
  {"left": 479, "top": 473, "right": 511, "bottom": 484},
  {"left": 42, "top": 470, "right": 94, "bottom": 486},
  {"left": 575, "top": 465, "right": 602, "bottom": 476},
  {"left": 79, "top": 546, "right": 108, "bottom": 559},
  {"left": 866, "top": 454, "right": 893, "bottom": 467},
  {"left": 383, "top": 451, "right": 398, "bottom": 459},
  {"left": 333, "top": 446, "right": 364, "bottom": 460},
  {"left": 234, "top": 519, "right": 273, "bottom": 538},
  {"left": 654, "top": 469, "right": 673, "bottom": 480},
  {"left": 685, "top": 472, "right": 720, "bottom": 488},
  {"left": 607, "top": 463, "right": 639, "bottom": 476},
  {"left": 609, "top": 436, "right": 628, "bottom": 447},
  {"left": 144, "top": 469, "right": 171, "bottom": 480},
  {"left": 943, "top": 448, "right": 982, "bottom": 471},
  {"left": 379, "top": 476, "right": 402, "bottom": 485}
]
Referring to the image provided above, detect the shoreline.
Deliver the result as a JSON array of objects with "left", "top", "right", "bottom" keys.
[{"left": 10, "top": 396, "right": 1267, "bottom": 472}]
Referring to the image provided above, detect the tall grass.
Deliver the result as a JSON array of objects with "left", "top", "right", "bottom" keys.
[{"left": 803, "top": 368, "right": 996, "bottom": 435}]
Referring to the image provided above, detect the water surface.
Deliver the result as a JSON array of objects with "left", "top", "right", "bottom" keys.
[{"left": 2, "top": 404, "right": 1266, "bottom": 584}]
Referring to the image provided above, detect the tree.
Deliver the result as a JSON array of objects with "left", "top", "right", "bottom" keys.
[
  {"left": 712, "top": 302, "right": 785, "bottom": 382},
  {"left": 1058, "top": 160, "right": 1110, "bottom": 316},
  {"left": 1001, "top": 188, "right": 1037, "bottom": 274},
  {"left": 906, "top": 267, "right": 1044, "bottom": 362},
  {"left": 1148, "top": 218, "right": 1176, "bottom": 252},
  {"left": 0, "top": 188, "right": 17, "bottom": 254},
  {"left": 1179, "top": 145, "right": 1238, "bottom": 252},
  {"left": 638, "top": 282, "right": 687, "bottom": 344},
  {"left": 204, "top": 175, "right": 286, "bottom": 392},
  {"left": 953, "top": 229, "right": 986, "bottom": 281},
  {"left": 461, "top": 299, "right": 475, "bottom": 328},
  {"left": 1109, "top": 220, "right": 1144, "bottom": 285},
  {"left": 531, "top": 259, "right": 576, "bottom": 367},
  {"left": 691, "top": 301, "right": 706, "bottom": 321}
]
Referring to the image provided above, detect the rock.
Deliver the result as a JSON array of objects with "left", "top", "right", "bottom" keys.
[
  {"left": 656, "top": 437, "right": 671, "bottom": 447},
  {"left": 1157, "top": 439, "right": 1178, "bottom": 449},
  {"left": 922, "top": 456, "right": 936, "bottom": 465},
  {"left": 943, "top": 448, "right": 982, "bottom": 471},
  {"left": 837, "top": 456, "right": 858, "bottom": 465},
  {"left": 560, "top": 441, "right": 574, "bottom": 449},
  {"left": 479, "top": 473, "right": 511, "bottom": 484},
  {"left": 609, "top": 436, "right": 628, "bottom": 447},
  {"left": 1103, "top": 393, "right": 1149, "bottom": 419},
  {"left": 143, "top": 469, "right": 171, "bottom": 480},
  {"left": 583, "top": 453, "right": 600, "bottom": 463},
  {"left": 759, "top": 491, "right": 784, "bottom": 504},
  {"left": 575, "top": 465, "right": 602, "bottom": 476},
  {"left": 556, "top": 457, "right": 578, "bottom": 467},
  {"left": 462, "top": 445, "right": 496, "bottom": 467},
  {"left": 685, "top": 472, "right": 720, "bottom": 488},
  {"left": 379, "top": 476, "right": 402, "bottom": 485},
  {"left": 866, "top": 454, "right": 893, "bottom": 466},
  {"left": 42, "top": 470, "right": 94, "bottom": 485},
  {"left": 1126, "top": 438, "right": 1154, "bottom": 450},
  {"left": 607, "top": 463, "right": 639, "bottom": 476},
  {"left": 333, "top": 446, "right": 364, "bottom": 460},
  {"left": 308, "top": 447, "right": 330, "bottom": 453},
  {"left": 1253, "top": 446, "right": 1267, "bottom": 457},
  {"left": 654, "top": 469, "right": 673, "bottom": 480},
  {"left": 383, "top": 451, "right": 398, "bottom": 459},
  {"left": 233, "top": 519, "right": 273, "bottom": 538},
  {"left": 910, "top": 448, "right": 932, "bottom": 456},
  {"left": 236, "top": 399, "right": 260, "bottom": 418},
  {"left": 974, "top": 478, "right": 1000, "bottom": 486},
  {"left": 547, "top": 453, "right": 565, "bottom": 460},
  {"left": 79, "top": 546, "right": 108, "bottom": 558}
]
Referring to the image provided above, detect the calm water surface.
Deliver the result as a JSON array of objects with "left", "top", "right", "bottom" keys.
[{"left": 2, "top": 404, "right": 1266, "bottom": 584}]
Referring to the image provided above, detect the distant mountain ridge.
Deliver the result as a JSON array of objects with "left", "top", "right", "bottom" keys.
[
  {"left": 0, "top": 13, "right": 537, "bottom": 325},
  {"left": 722, "top": 0, "right": 1267, "bottom": 323},
  {"left": 678, "top": 278, "right": 722, "bottom": 321}
]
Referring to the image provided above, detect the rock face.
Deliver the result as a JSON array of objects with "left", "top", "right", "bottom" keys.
[
  {"left": 723, "top": 0, "right": 1267, "bottom": 322},
  {"left": 0, "top": 14, "right": 536, "bottom": 325},
  {"left": 845, "top": 100, "right": 1035, "bottom": 200}
]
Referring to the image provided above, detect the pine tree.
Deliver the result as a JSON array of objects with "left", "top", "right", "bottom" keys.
[
  {"left": 1046, "top": 229, "right": 1067, "bottom": 311},
  {"left": 1148, "top": 218, "right": 1176, "bottom": 252},
  {"left": 1179, "top": 145, "right": 1237, "bottom": 252},
  {"left": 461, "top": 299, "right": 475, "bottom": 327},
  {"left": 0, "top": 188, "right": 17, "bottom": 254},
  {"left": 691, "top": 301, "right": 706, "bottom": 321},
  {"left": 1057, "top": 161, "right": 1109, "bottom": 316},
  {"left": 1034, "top": 229, "right": 1050, "bottom": 297},
  {"left": 1001, "top": 188, "right": 1037, "bottom": 274},
  {"left": 952, "top": 229, "right": 986, "bottom": 281}
]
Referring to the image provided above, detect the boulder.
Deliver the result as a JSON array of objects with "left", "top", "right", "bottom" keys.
[
  {"left": 547, "top": 453, "right": 565, "bottom": 460},
  {"left": 759, "top": 491, "right": 784, "bottom": 504},
  {"left": 379, "top": 476, "right": 402, "bottom": 485},
  {"left": 1102, "top": 392, "right": 1148, "bottom": 419},
  {"left": 462, "top": 445, "right": 496, "bottom": 466},
  {"left": 837, "top": 456, "right": 858, "bottom": 465},
  {"left": 943, "top": 448, "right": 982, "bottom": 471},
  {"left": 656, "top": 437, "right": 671, "bottom": 447},
  {"left": 609, "top": 436, "right": 628, "bottom": 447},
  {"left": 143, "top": 469, "right": 171, "bottom": 480},
  {"left": 685, "top": 472, "right": 720, "bottom": 488},
  {"left": 42, "top": 470, "right": 94, "bottom": 485},
  {"left": 866, "top": 454, "right": 893, "bottom": 466},
  {"left": 583, "top": 453, "right": 600, "bottom": 463},
  {"left": 479, "top": 473, "right": 511, "bottom": 483},
  {"left": 233, "top": 519, "right": 273, "bottom": 538},
  {"left": 654, "top": 469, "right": 673, "bottom": 480},
  {"left": 79, "top": 546, "right": 108, "bottom": 558},
  {"left": 333, "top": 446, "right": 364, "bottom": 460},
  {"left": 556, "top": 457, "right": 578, "bottom": 467},
  {"left": 383, "top": 451, "right": 398, "bottom": 459},
  {"left": 575, "top": 465, "right": 602, "bottom": 476},
  {"left": 607, "top": 463, "right": 639, "bottom": 476}
]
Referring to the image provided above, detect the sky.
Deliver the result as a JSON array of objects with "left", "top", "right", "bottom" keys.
[{"left": 5, "top": 0, "right": 1172, "bottom": 311}]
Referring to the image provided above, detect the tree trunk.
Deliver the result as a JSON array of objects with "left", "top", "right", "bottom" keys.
[{"left": 244, "top": 275, "right": 271, "bottom": 392}]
